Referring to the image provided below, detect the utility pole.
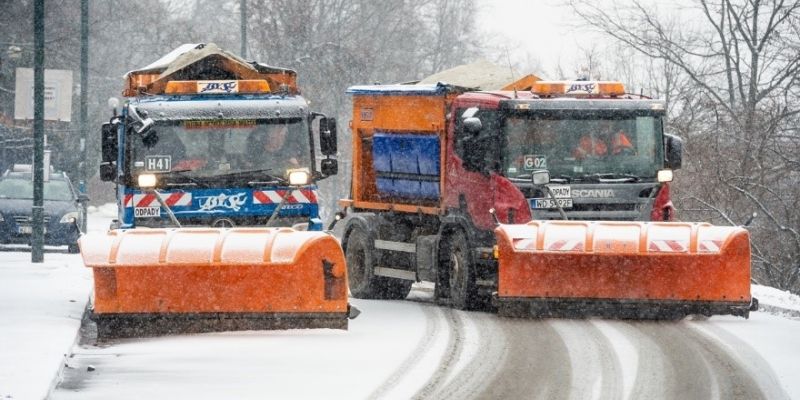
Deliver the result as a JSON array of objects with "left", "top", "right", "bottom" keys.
[
  {"left": 32, "top": 0, "right": 45, "bottom": 262},
  {"left": 79, "top": 0, "right": 89, "bottom": 233},
  {"left": 240, "top": 0, "right": 247, "bottom": 59}
]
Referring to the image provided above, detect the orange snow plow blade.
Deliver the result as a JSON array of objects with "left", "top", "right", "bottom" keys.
[
  {"left": 494, "top": 221, "right": 754, "bottom": 319},
  {"left": 79, "top": 227, "right": 349, "bottom": 338}
]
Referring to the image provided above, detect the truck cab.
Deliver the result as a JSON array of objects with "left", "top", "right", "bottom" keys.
[
  {"left": 100, "top": 44, "right": 338, "bottom": 230},
  {"left": 340, "top": 79, "right": 685, "bottom": 307},
  {"left": 449, "top": 81, "right": 683, "bottom": 228}
]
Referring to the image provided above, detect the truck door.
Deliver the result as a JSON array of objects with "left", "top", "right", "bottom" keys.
[{"left": 446, "top": 107, "right": 502, "bottom": 231}]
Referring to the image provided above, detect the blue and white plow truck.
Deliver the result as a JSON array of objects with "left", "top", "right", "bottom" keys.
[{"left": 98, "top": 44, "right": 338, "bottom": 230}]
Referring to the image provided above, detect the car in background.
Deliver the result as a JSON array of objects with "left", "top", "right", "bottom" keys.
[{"left": 0, "top": 165, "right": 86, "bottom": 253}]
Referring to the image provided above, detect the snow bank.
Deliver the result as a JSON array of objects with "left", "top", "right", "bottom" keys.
[
  {"left": 0, "top": 253, "right": 91, "bottom": 400},
  {"left": 752, "top": 284, "right": 800, "bottom": 314}
]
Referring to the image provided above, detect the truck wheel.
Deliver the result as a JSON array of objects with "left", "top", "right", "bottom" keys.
[
  {"left": 447, "top": 230, "right": 477, "bottom": 310},
  {"left": 345, "top": 227, "right": 382, "bottom": 299}
]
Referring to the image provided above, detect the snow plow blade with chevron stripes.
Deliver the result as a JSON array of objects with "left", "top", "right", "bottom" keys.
[
  {"left": 493, "top": 221, "right": 755, "bottom": 319},
  {"left": 79, "top": 227, "right": 351, "bottom": 338}
]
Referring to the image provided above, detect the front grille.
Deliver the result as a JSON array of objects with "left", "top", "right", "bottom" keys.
[{"left": 12, "top": 215, "right": 50, "bottom": 225}]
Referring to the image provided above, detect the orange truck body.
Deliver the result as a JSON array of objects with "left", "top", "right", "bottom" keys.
[{"left": 344, "top": 90, "right": 460, "bottom": 216}]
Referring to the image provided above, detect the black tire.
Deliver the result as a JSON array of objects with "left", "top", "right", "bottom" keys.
[
  {"left": 434, "top": 238, "right": 452, "bottom": 302},
  {"left": 67, "top": 243, "right": 80, "bottom": 254},
  {"left": 446, "top": 230, "right": 478, "bottom": 310},
  {"left": 345, "top": 226, "right": 383, "bottom": 299},
  {"left": 345, "top": 225, "right": 413, "bottom": 300}
]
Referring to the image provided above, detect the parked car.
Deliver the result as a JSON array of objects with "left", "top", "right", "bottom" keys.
[{"left": 0, "top": 165, "right": 85, "bottom": 253}]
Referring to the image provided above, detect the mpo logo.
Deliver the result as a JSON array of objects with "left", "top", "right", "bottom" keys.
[
  {"left": 198, "top": 192, "right": 247, "bottom": 211},
  {"left": 198, "top": 80, "right": 238, "bottom": 93}
]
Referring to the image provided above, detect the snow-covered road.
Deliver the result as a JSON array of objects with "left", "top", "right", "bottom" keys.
[
  {"left": 50, "top": 285, "right": 799, "bottom": 400},
  {"left": 2, "top": 209, "right": 799, "bottom": 399}
]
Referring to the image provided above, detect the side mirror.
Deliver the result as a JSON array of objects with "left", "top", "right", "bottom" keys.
[
  {"left": 137, "top": 118, "right": 155, "bottom": 135},
  {"left": 128, "top": 104, "right": 154, "bottom": 136},
  {"left": 664, "top": 133, "right": 683, "bottom": 170},
  {"left": 531, "top": 169, "right": 550, "bottom": 185},
  {"left": 319, "top": 117, "right": 338, "bottom": 156},
  {"left": 321, "top": 158, "right": 338, "bottom": 176},
  {"left": 99, "top": 122, "right": 118, "bottom": 182},
  {"left": 463, "top": 117, "right": 482, "bottom": 134}
]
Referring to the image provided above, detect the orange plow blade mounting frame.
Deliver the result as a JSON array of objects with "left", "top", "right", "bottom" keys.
[
  {"left": 494, "top": 221, "right": 754, "bottom": 319},
  {"left": 79, "top": 227, "right": 349, "bottom": 337}
]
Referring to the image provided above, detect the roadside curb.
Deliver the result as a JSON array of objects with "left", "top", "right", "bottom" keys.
[{"left": 44, "top": 295, "right": 91, "bottom": 399}]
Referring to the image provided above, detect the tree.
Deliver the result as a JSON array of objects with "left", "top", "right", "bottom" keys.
[{"left": 571, "top": 0, "right": 800, "bottom": 292}]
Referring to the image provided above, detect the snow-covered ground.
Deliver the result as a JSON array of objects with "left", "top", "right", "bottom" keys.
[{"left": 1, "top": 205, "right": 800, "bottom": 399}]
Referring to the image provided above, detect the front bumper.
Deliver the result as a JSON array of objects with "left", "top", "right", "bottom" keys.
[{"left": 0, "top": 218, "right": 80, "bottom": 246}]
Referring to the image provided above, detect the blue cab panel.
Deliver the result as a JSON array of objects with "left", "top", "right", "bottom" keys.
[{"left": 373, "top": 132, "right": 440, "bottom": 200}]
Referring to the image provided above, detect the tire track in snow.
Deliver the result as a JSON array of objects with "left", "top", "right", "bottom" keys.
[
  {"left": 612, "top": 322, "right": 677, "bottom": 400},
  {"left": 410, "top": 307, "right": 465, "bottom": 399},
  {"left": 691, "top": 321, "right": 790, "bottom": 400},
  {"left": 366, "top": 303, "right": 443, "bottom": 400},
  {"left": 680, "top": 323, "right": 774, "bottom": 400},
  {"left": 474, "top": 319, "right": 572, "bottom": 400},
  {"left": 549, "top": 320, "right": 624, "bottom": 400},
  {"left": 421, "top": 311, "right": 508, "bottom": 400},
  {"left": 625, "top": 321, "right": 767, "bottom": 400},
  {"left": 591, "top": 320, "right": 640, "bottom": 400}
]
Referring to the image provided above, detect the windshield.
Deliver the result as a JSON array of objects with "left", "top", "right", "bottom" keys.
[
  {"left": 128, "top": 118, "right": 310, "bottom": 187},
  {"left": 0, "top": 178, "right": 74, "bottom": 201},
  {"left": 502, "top": 113, "right": 664, "bottom": 181}
]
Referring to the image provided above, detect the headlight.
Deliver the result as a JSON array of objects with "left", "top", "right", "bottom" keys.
[
  {"left": 657, "top": 169, "right": 674, "bottom": 183},
  {"left": 0, "top": 213, "right": 4, "bottom": 222},
  {"left": 60, "top": 211, "right": 78, "bottom": 224},
  {"left": 138, "top": 173, "right": 157, "bottom": 188},
  {"left": 287, "top": 169, "right": 311, "bottom": 186}
]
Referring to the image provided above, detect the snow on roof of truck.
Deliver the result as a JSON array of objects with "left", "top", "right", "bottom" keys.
[
  {"left": 416, "top": 60, "right": 540, "bottom": 91},
  {"left": 132, "top": 43, "right": 202, "bottom": 74},
  {"left": 346, "top": 83, "right": 452, "bottom": 95},
  {"left": 122, "top": 43, "right": 298, "bottom": 97}
]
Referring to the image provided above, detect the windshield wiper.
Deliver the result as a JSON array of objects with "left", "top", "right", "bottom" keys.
[
  {"left": 156, "top": 169, "right": 207, "bottom": 188},
  {"left": 205, "top": 168, "right": 287, "bottom": 184},
  {"left": 549, "top": 174, "right": 572, "bottom": 183}
]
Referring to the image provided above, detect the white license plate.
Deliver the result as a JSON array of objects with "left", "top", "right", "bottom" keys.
[
  {"left": 17, "top": 226, "right": 45, "bottom": 234},
  {"left": 532, "top": 198, "right": 573, "bottom": 209},
  {"left": 546, "top": 185, "right": 571, "bottom": 198},
  {"left": 134, "top": 207, "right": 161, "bottom": 218}
]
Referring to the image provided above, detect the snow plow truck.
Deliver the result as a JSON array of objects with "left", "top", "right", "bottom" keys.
[
  {"left": 80, "top": 44, "right": 351, "bottom": 337},
  {"left": 336, "top": 68, "right": 755, "bottom": 319}
]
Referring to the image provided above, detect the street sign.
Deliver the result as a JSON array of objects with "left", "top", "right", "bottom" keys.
[{"left": 14, "top": 68, "right": 73, "bottom": 121}]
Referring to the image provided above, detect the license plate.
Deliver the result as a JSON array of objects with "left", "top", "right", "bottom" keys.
[
  {"left": 17, "top": 226, "right": 45, "bottom": 234},
  {"left": 134, "top": 207, "right": 161, "bottom": 218},
  {"left": 145, "top": 155, "right": 172, "bottom": 172},
  {"left": 531, "top": 198, "right": 573, "bottom": 209},
  {"left": 546, "top": 185, "right": 571, "bottom": 198}
]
